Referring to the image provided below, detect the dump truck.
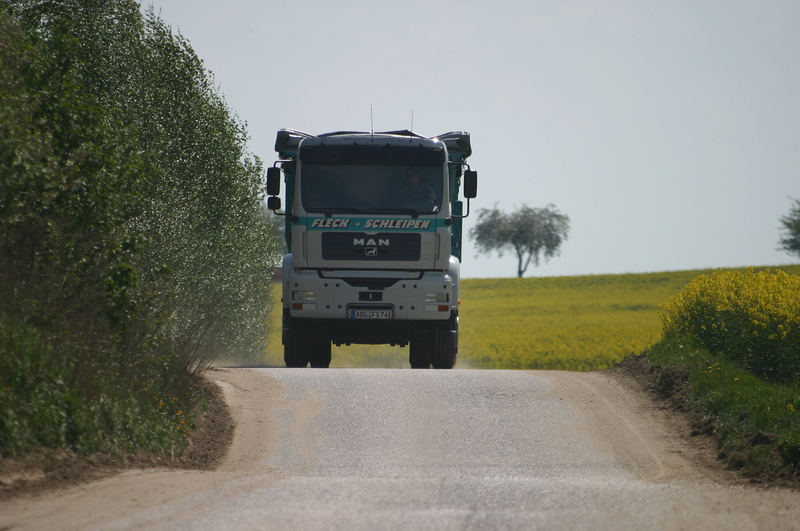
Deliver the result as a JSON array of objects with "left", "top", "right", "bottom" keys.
[{"left": 266, "top": 129, "right": 477, "bottom": 368}]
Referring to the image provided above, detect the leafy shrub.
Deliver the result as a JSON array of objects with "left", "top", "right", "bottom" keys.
[
  {"left": 0, "top": 314, "right": 187, "bottom": 456},
  {"left": 0, "top": 2, "right": 278, "bottom": 457},
  {"left": 661, "top": 269, "right": 800, "bottom": 382}
]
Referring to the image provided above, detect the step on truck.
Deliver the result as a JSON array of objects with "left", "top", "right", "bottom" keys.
[{"left": 266, "top": 129, "right": 477, "bottom": 368}]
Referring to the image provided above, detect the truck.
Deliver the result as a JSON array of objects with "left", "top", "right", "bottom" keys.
[{"left": 265, "top": 129, "right": 477, "bottom": 369}]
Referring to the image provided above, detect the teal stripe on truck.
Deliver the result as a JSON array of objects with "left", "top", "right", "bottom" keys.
[{"left": 300, "top": 217, "right": 446, "bottom": 232}]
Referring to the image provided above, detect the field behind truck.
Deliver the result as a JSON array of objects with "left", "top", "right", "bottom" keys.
[{"left": 261, "top": 265, "right": 800, "bottom": 370}]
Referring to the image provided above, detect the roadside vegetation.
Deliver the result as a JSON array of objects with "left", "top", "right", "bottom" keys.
[
  {"left": 646, "top": 269, "right": 800, "bottom": 478},
  {"left": 0, "top": 2, "right": 277, "bottom": 460}
]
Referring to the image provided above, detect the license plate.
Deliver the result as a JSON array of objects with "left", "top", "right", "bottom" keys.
[{"left": 350, "top": 309, "right": 393, "bottom": 320}]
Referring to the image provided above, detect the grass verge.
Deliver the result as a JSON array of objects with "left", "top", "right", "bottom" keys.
[
  {"left": 0, "top": 372, "right": 232, "bottom": 499},
  {"left": 627, "top": 334, "right": 800, "bottom": 483},
  {"left": 638, "top": 268, "right": 800, "bottom": 481}
]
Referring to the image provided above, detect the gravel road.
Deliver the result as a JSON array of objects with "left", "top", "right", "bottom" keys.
[{"left": 2, "top": 368, "right": 800, "bottom": 530}]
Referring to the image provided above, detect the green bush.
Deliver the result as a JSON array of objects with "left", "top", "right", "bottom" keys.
[
  {"left": 655, "top": 270, "right": 800, "bottom": 475},
  {"left": 0, "top": 315, "right": 184, "bottom": 456},
  {"left": 661, "top": 269, "right": 800, "bottom": 382},
  {"left": 0, "top": 2, "right": 277, "bottom": 457}
]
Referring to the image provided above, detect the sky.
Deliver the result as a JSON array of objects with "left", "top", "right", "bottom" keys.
[{"left": 145, "top": 0, "right": 800, "bottom": 279}]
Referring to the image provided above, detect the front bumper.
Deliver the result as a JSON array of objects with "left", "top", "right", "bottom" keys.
[{"left": 283, "top": 264, "right": 455, "bottom": 322}]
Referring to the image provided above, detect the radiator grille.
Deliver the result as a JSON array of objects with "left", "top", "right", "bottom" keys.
[{"left": 322, "top": 233, "right": 421, "bottom": 261}]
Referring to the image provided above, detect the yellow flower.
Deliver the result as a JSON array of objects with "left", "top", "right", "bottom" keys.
[{"left": 788, "top": 403, "right": 795, "bottom": 412}]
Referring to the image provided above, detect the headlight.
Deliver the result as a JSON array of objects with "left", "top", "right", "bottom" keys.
[
  {"left": 292, "top": 291, "right": 316, "bottom": 302},
  {"left": 425, "top": 292, "right": 449, "bottom": 303}
]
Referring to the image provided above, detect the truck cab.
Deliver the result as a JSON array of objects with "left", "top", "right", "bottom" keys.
[{"left": 266, "top": 129, "right": 476, "bottom": 368}]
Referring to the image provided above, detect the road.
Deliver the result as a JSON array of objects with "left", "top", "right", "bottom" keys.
[{"left": 3, "top": 368, "right": 800, "bottom": 530}]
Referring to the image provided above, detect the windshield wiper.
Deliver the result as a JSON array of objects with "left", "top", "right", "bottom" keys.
[
  {"left": 369, "top": 208, "right": 423, "bottom": 217},
  {"left": 308, "top": 207, "right": 429, "bottom": 218},
  {"left": 308, "top": 207, "right": 371, "bottom": 216}
]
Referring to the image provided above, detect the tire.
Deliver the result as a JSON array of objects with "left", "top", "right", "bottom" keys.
[
  {"left": 309, "top": 334, "right": 332, "bottom": 368},
  {"left": 409, "top": 337, "right": 432, "bottom": 368},
  {"left": 283, "top": 311, "right": 309, "bottom": 368},
  {"left": 432, "top": 317, "right": 457, "bottom": 369},
  {"left": 284, "top": 332, "right": 308, "bottom": 367}
]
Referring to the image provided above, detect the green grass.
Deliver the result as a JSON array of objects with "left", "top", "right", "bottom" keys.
[{"left": 648, "top": 336, "right": 800, "bottom": 476}]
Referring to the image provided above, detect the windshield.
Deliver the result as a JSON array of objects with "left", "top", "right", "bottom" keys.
[{"left": 300, "top": 163, "right": 444, "bottom": 215}]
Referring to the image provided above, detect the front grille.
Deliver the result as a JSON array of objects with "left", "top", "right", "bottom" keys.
[{"left": 322, "top": 232, "right": 421, "bottom": 261}]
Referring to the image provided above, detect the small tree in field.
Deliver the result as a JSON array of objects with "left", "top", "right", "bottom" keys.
[
  {"left": 469, "top": 204, "right": 570, "bottom": 278},
  {"left": 779, "top": 198, "right": 800, "bottom": 259}
]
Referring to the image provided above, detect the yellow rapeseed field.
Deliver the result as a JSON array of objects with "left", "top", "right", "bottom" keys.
[
  {"left": 459, "top": 271, "right": 694, "bottom": 370},
  {"left": 262, "top": 265, "right": 800, "bottom": 370}
]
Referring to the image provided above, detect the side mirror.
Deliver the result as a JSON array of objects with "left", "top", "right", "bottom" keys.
[
  {"left": 266, "top": 166, "right": 281, "bottom": 196},
  {"left": 267, "top": 196, "right": 282, "bottom": 211},
  {"left": 463, "top": 170, "right": 477, "bottom": 199}
]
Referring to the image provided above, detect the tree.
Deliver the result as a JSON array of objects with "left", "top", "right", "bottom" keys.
[
  {"left": 469, "top": 204, "right": 570, "bottom": 278},
  {"left": 0, "top": 2, "right": 280, "bottom": 456},
  {"left": 779, "top": 198, "right": 800, "bottom": 258}
]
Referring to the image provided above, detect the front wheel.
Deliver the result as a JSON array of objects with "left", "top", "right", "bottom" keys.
[
  {"left": 431, "top": 331, "right": 456, "bottom": 369},
  {"left": 410, "top": 318, "right": 457, "bottom": 369},
  {"left": 284, "top": 330, "right": 309, "bottom": 367},
  {"left": 309, "top": 335, "right": 332, "bottom": 368},
  {"left": 283, "top": 311, "right": 309, "bottom": 367},
  {"left": 432, "top": 317, "right": 457, "bottom": 369},
  {"left": 409, "top": 337, "right": 432, "bottom": 368}
]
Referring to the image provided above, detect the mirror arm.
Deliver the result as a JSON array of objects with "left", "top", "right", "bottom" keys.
[
  {"left": 274, "top": 211, "right": 298, "bottom": 222},
  {"left": 450, "top": 198, "right": 471, "bottom": 220}
]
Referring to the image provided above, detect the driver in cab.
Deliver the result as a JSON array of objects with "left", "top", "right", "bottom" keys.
[{"left": 402, "top": 169, "right": 436, "bottom": 212}]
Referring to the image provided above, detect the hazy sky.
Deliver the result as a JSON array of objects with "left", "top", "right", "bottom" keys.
[{"left": 146, "top": 0, "right": 799, "bottom": 278}]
